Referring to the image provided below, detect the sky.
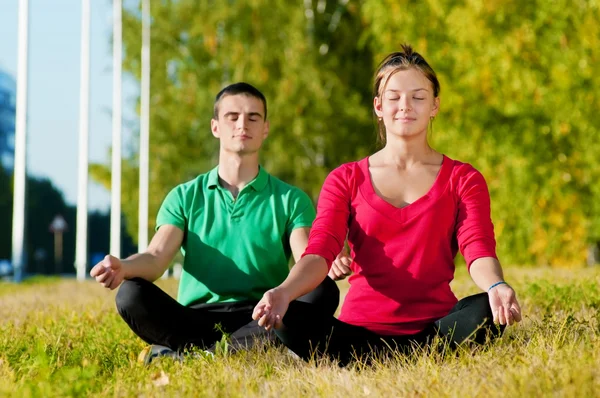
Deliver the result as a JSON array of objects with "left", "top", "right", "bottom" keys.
[{"left": 0, "top": 0, "right": 139, "bottom": 212}]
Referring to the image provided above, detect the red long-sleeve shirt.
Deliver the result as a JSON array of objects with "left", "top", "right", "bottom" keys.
[{"left": 303, "top": 155, "right": 497, "bottom": 335}]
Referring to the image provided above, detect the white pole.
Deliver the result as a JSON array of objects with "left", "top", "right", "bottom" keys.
[
  {"left": 12, "top": 0, "right": 29, "bottom": 283},
  {"left": 110, "top": 0, "right": 122, "bottom": 258},
  {"left": 75, "top": 0, "right": 91, "bottom": 281},
  {"left": 138, "top": 0, "right": 150, "bottom": 253}
]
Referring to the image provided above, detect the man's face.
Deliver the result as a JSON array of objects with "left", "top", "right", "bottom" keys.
[{"left": 211, "top": 94, "right": 269, "bottom": 155}]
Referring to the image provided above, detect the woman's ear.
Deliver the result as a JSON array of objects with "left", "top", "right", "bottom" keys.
[
  {"left": 374, "top": 96, "right": 383, "bottom": 118},
  {"left": 431, "top": 96, "right": 440, "bottom": 118}
]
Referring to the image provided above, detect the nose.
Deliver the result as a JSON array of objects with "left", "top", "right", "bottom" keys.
[
  {"left": 399, "top": 96, "right": 411, "bottom": 112},
  {"left": 235, "top": 116, "right": 248, "bottom": 130}
]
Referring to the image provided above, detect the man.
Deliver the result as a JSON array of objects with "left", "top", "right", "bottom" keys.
[{"left": 90, "top": 82, "right": 339, "bottom": 363}]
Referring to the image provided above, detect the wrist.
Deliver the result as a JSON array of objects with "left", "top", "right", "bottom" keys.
[
  {"left": 487, "top": 280, "right": 508, "bottom": 292},
  {"left": 272, "top": 286, "right": 292, "bottom": 302}
]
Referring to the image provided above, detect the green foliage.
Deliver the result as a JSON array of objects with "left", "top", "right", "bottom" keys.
[
  {"left": 90, "top": 0, "right": 600, "bottom": 266},
  {"left": 91, "top": 0, "right": 375, "bottom": 247},
  {"left": 361, "top": 0, "right": 600, "bottom": 265}
]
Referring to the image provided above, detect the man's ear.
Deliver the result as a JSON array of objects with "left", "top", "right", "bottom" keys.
[
  {"left": 263, "top": 120, "right": 270, "bottom": 139},
  {"left": 210, "top": 118, "right": 219, "bottom": 138}
]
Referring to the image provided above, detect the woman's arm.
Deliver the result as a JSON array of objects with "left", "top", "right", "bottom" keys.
[
  {"left": 252, "top": 254, "right": 329, "bottom": 330},
  {"left": 469, "top": 257, "right": 522, "bottom": 325},
  {"left": 456, "top": 167, "right": 522, "bottom": 326},
  {"left": 253, "top": 165, "right": 352, "bottom": 330}
]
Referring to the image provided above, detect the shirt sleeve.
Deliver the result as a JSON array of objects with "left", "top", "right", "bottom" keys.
[
  {"left": 302, "top": 165, "right": 351, "bottom": 268},
  {"left": 455, "top": 167, "right": 498, "bottom": 268},
  {"left": 285, "top": 189, "right": 316, "bottom": 235},
  {"left": 156, "top": 185, "right": 187, "bottom": 231}
]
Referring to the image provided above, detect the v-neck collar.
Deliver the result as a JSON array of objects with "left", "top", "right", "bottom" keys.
[{"left": 358, "top": 154, "right": 452, "bottom": 223}]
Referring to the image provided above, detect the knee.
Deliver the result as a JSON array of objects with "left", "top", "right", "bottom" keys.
[
  {"left": 466, "top": 293, "right": 495, "bottom": 323},
  {"left": 470, "top": 293, "right": 505, "bottom": 340},
  {"left": 296, "top": 276, "right": 340, "bottom": 315},
  {"left": 319, "top": 276, "right": 340, "bottom": 306},
  {"left": 115, "top": 278, "right": 148, "bottom": 315}
]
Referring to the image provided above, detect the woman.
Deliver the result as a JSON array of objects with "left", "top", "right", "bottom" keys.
[{"left": 252, "top": 45, "right": 522, "bottom": 365}]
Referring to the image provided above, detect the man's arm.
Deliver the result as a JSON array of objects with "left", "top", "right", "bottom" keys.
[
  {"left": 122, "top": 224, "right": 184, "bottom": 281},
  {"left": 90, "top": 224, "right": 184, "bottom": 289},
  {"left": 289, "top": 227, "right": 310, "bottom": 263}
]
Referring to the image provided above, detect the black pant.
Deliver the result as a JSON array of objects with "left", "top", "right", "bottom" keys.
[
  {"left": 276, "top": 293, "right": 504, "bottom": 366},
  {"left": 115, "top": 276, "right": 340, "bottom": 352}
]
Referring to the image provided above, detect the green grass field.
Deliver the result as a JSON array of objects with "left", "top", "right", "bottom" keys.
[{"left": 1, "top": 266, "right": 599, "bottom": 397}]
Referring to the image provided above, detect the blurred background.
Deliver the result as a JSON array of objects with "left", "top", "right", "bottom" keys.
[{"left": 0, "top": 0, "right": 599, "bottom": 280}]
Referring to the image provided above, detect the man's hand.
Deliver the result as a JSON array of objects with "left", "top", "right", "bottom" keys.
[
  {"left": 488, "top": 283, "right": 522, "bottom": 325},
  {"left": 90, "top": 255, "right": 125, "bottom": 290},
  {"left": 252, "top": 288, "right": 291, "bottom": 331},
  {"left": 328, "top": 250, "right": 353, "bottom": 281}
]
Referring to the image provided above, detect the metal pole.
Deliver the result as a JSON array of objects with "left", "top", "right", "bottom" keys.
[
  {"left": 54, "top": 231, "right": 63, "bottom": 273},
  {"left": 110, "top": 0, "right": 122, "bottom": 258},
  {"left": 12, "top": 0, "right": 29, "bottom": 282},
  {"left": 138, "top": 0, "right": 150, "bottom": 253},
  {"left": 75, "top": 0, "right": 91, "bottom": 281}
]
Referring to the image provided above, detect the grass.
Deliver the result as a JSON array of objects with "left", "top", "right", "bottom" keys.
[{"left": 1, "top": 266, "right": 599, "bottom": 397}]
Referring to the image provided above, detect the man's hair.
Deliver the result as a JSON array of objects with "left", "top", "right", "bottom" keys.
[{"left": 213, "top": 82, "right": 268, "bottom": 120}]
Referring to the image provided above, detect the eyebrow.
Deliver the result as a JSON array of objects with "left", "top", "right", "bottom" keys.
[
  {"left": 385, "top": 88, "right": 429, "bottom": 93},
  {"left": 223, "top": 111, "right": 264, "bottom": 119}
]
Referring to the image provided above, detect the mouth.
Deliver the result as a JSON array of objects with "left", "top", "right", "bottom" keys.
[{"left": 395, "top": 117, "right": 416, "bottom": 123}]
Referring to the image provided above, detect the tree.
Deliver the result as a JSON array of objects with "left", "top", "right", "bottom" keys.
[
  {"left": 361, "top": 0, "right": 600, "bottom": 266},
  {"left": 91, "top": 0, "right": 600, "bottom": 266},
  {"left": 91, "top": 0, "right": 376, "bottom": 244}
]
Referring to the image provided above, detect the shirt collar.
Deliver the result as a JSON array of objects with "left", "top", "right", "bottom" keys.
[{"left": 207, "top": 165, "right": 268, "bottom": 192}]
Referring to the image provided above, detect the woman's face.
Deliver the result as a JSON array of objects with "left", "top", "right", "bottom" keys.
[{"left": 374, "top": 68, "right": 439, "bottom": 141}]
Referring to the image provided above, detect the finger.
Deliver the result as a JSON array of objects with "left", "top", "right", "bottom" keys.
[
  {"left": 340, "top": 257, "right": 352, "bottom": 267},
  {"left": 268, "top": 312, "right": 281, "bottom": 330},
  {"left": 491, "top": 307, "right": 499, "bottom": 324},
  {"left": 333, "top": 261, "right": 351, "bottom": 274},
  {"left": 108, "top": 277, "right": 121, "bottom": 290},
  {"left": 90, "top": 263, "right": 107, "bottom": 278},
  {"left": 265, "top": 314, "right": 275, "bottom": 331},
  {"left": 504, "top": 305, "right": 514, "bottom": 326},
  {"left": 260, "top": 314, "right": 274, "bottom": 330},
  {"left": 104, "top": 254, "right": 114, "bottom": 266},
  {"left": 252, "top": 304, "right": 267, "bottom": 320},
  {"left": 102, "top": 273, "right": 115, "bottom": 289},
  {"left": 331, "top": 261, "right": 343, "bottom": 272},
  {"left": 257, "top": 313, "right": 268, "bottom": 327},
  {"left": 498, "top": 306, "right": 507, "bottom": 325},
  {"left": 510, "top": 304, "right": 522, "bottom": 322},
  {"left": 96, "top": 270, "right": 111, "bottom": 284},
  {"left": 333, "top": 266, "right": 345, "bottom": 280},
  {"left": 328, "top": 269, "right": 339, "bottom": 281},
  {"left": 274, "top": 314, "right": 283, "bottom": 329},
  {"left": 329, "top": 265, "right": 343, "bottom": 281}
]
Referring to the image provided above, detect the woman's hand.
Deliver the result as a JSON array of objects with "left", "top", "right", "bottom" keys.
[
  {"left": 252, "top": 287, "right": 291, "bottom": 331},
  {"left": 488, "top": 283, "right": 522, "bottom": 325}
]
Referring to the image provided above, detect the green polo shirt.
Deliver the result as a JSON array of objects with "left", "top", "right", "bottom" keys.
[{"left": 156, "top": 166, "right": 316, "bottom": 306}]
